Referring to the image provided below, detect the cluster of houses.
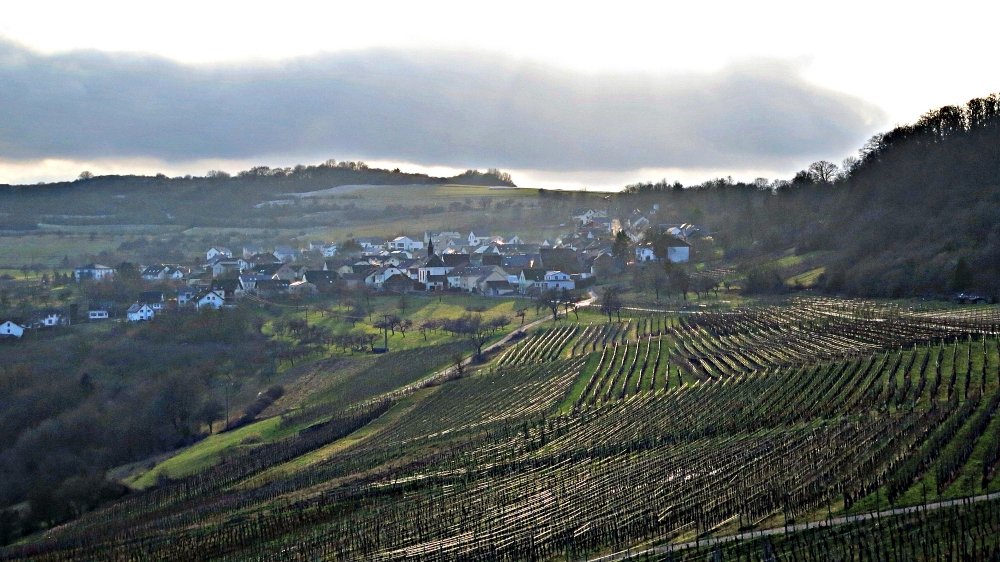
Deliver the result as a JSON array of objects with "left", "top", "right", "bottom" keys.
[{"left": 2, "top": 209, "right": 698, "bottom": 339}]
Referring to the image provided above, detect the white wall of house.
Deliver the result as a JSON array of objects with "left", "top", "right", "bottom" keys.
[
  {"left": 542, "top": 271, "right": 575, "bottom": 291},
  {"left": 127, "top": 306, "right": 155, "bottom": 322},
  {"left": 635, "top": 247, "right": 656, "bottom": 262},
  {"left": 0, "top": 321, "right": 24, "bottom": 337},
  {"left": 667, "top": 246, "right": 690, "bottom": 263},
  {"left": 197, "top": 292, "right": 225, "bottom": 310},
  {"left": 206, "top": 247, "right": 232, "bottom": 261}
]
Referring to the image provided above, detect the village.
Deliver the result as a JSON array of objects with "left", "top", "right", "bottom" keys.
[{"left": 0, "top": 206, "right": 697, "bottom": 339}]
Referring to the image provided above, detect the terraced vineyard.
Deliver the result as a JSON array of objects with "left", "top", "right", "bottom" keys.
[{"left": 5, "top": 299, "right": 1000, "bottom": 561}]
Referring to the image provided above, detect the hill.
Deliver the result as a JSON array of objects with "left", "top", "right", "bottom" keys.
[
  {"left": 0, "top": 162, "right": 516, "bottom": 232},
  {"left": 618, "top": 92, "right": 1000, "bottom": 299}
]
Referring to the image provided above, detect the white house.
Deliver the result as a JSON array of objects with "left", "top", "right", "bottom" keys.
[
  {"left": 88, "top": 310, "right": 110, "bottom": 321},
  {"left": 36, "top": 310, "right": 67, "bottom": 328},
  {"left": 388, "top": 236, "right": 424, "bottom": 253},
  {"left": 467, "top": 231, "right": 493, "bottom": 247},
  {"left": 365, "top": 266, "right": 407, "bottom": 289},
  {"left": 206, "top": 246, "right": 233, "bottom": 261},
  {"left": 0, "top": 320, "right": 25, "bottom": 338},
  {"left": 126, "top": 303, "right": 155, "bottom": 322},
  {"left": 448, "top": 266, "right": 509, "bottom": 292},
  {"left": 209, "top": 257, "right": 249, "bottom": 278},
  {"left": 542, "top": 271, "right": 575, "bottom": 291},
  {"left": 635, "top": 246, "right": 657, "bottom": 262},
  {"left": 142, "top": 264, "right": 186, "bottom": 281},
  {"left": 74, "top": 264, "right": 115, "bottom": 282},
  {"left": 321, "top": 244, "right": 339, "bottom": 257},
  {"left": 572, "top": 208, "right": 608, "bottom": 225},
  {"left": 196, "top": 290, "right": 226, "bottom": 310}
]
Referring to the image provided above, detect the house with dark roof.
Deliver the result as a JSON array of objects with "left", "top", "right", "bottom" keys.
[
  {"left": 251, "top": 262, "right": 297, "bottom": 281},
  {"left": 539, "top": 247, "right": 584, "bottom": 274},
  {"left": 303, "top": 270, "right": 340, "bottom": 292},
  {"left": 210, "top": 279, "right": 242, "bottom": 300},
  {"left": 126, "top": 303, "right": 155, "bottom": 322},
  {"left": 383, "top": 273, "right": 415, "bottom": 293},
  {"left": 139, "top": 291, "right": 167, "bottom": 311},
  {"left": 256, "top": 279, "right": 291, "bottom": 296},
  {"left": 418, "top": 254, "right": 449, "bottom": 290},
  {"left": 480, "top": 253, "right": 503, "bottom": 267},
  {"left": 442, "top": 253, "right": 471, "bottom": 268},
  {"left": 518, "top": 268, "right": 547, "bottom": 294}
]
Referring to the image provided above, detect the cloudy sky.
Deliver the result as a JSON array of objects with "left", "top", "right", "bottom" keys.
[{"left": 1, "top": 1, "right": 997, "bottom": 189}]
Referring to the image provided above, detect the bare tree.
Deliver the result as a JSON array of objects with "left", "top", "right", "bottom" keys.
[{"left": 807, "top": 160, "right": 839, "bottom": 184}]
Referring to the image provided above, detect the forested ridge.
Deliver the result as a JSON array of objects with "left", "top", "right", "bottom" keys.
[{"left": 622, "top": 92, "right": 1000, "bottom": 298}]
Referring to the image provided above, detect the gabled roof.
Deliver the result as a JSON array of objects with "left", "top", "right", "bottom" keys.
[
  {"left": 195, "top": 289, "right": 226, "bottom": 301},
  {"left": 481, "top": 254, "right": 503, "bottom": 266},
  {"left": 249, "top": 252, "right": 281, "bottom": 264},
  {"left": 423, "top": 254, "right": 446, "bottom": 268},
  {"left": 383, "top": 273, "right": 414, "bottom": 288},
  {"left": 442, "top": 253, "right": 470, "bottom": 267},
  {"left": 303, "top": 270, "right": 339, "bottom": 284},
  {"left": 127, "top": 303, "right": 152, "bottom": 313},
  {"left": 211, "top": 279, "right": 241, "bottom": 292},
  {"left": 539, "top": 247, "right": 584, "bottom": 274},
  {"left": 253, "top": 263, "right": 286, "bottom": 276},
  {"left": 520, "top": 268, "right": 546, "bottom": 282}
]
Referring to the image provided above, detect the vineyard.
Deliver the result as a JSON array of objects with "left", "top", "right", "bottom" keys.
[{"left": 4, "top": 298, "right": 1000, "bottom": 560}]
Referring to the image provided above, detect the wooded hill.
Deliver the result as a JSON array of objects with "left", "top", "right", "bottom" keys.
[{"left": 619, "top": 92, "right": 1000, "bottom": 299}]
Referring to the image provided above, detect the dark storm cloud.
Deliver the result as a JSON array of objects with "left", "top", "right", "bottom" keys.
[{"left": 0, "top": 40, "right": 883, "bottom": 170}]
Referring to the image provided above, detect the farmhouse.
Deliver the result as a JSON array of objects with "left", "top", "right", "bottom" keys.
[
  {"left": 388, "top": 236, "right": 424, "bottom": 253},
  {"left": 126, "top": 303, "right": 155, "bottom": 322},
  {"left": 195, "top": 290, "right": 226, "bottom": 310},
  {"left": 206, "top": 246, "right": 233, "bottom": 261},
  {"left": 542, "top": 271, "right": 575, "bottom": 291},
  {"left": 0, "top": 320, "right": 25, "bottom": 338},
  {"left": 35, "top": 309, "right": 68, "bottom": 328},
  {"left": 74, "top": 264, "right": 115, "bottom": 282}
]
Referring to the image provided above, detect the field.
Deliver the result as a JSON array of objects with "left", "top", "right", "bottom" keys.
[{"left": 4, "top": 297, "right": 1000, "bottom": 560}]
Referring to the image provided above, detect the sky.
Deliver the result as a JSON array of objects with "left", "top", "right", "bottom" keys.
[{"left": 1, "top": 1, "right": 997, "bottom": 189}]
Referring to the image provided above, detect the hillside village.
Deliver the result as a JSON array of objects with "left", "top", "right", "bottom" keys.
[{"left": 0, "top": 207, "right": 698, "bottom": 337}]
